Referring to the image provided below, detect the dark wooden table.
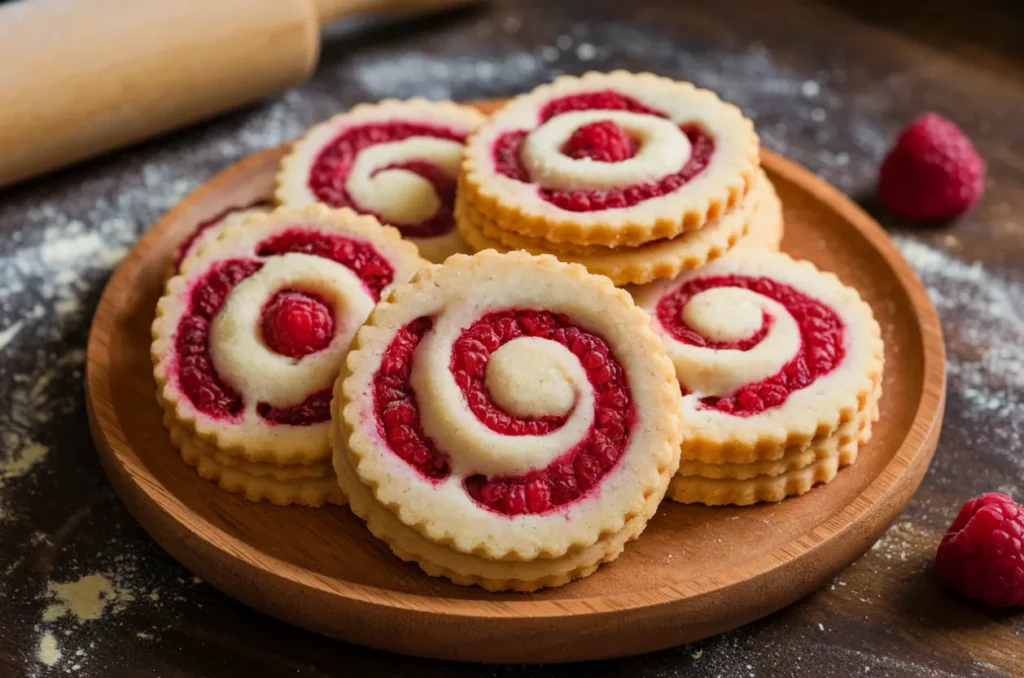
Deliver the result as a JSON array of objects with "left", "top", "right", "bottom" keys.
[{"left": 2, "top": 1, "right": 1023, "bottom": 675}]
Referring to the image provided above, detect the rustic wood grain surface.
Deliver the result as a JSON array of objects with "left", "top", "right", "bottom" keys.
[{"left": 0, "top": 0, "right": 1021, "bottom": 676}]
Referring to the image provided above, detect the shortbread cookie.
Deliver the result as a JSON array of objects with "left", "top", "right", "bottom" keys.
[
  {"left": 676, "top": 409, "right": 866, "bottom": 481},
  {"left": 670, "top": 380, "right": 881, "bottom": 505},
  {"left": 276, "top": 99, "right": 487, "bottom": 262},
  {"left": 731, "top": 173, "right": 784, "bottom": 253},
  {"left": 168, "top": 416, "right": 343, "bottom": 507},
  {"left": 153, "top": 205, "right": 426, "bottom": 504},
  {"left": 168, "top": 203, "right": 270, "bottom": 278},
  {"left": 676, "top": 375, "right": 879, "bottom": 477},
  {"left": 668, "top": 438, "right": 857, "bottom": 506},
  {"left": 332, "top": 250, "right": 682, "bottom": 590},
  {"left": 456, "top": 170, "right": 779, "bottom": 285},
  {"left": 633, "top": 252, "right": 884, "bottom": 462},
  {"left": 672, "top": 366, "right": 882, "bottom": 506},
  {"left": 460, "top": 71, "right": 760, "bottom": 247}
]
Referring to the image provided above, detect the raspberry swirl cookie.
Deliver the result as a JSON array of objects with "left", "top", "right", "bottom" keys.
[
  {"left": 276, "top": 100, "right": 487, "bottom": 263},
  {"left": 633, "top": 252, "right": 884, "bottom": 463},
  {"left": 167, "top": 203, "right": 270, "bottom": 278},
  {"left": 332, "top": 251, "right": 683, "bottom": 590},
  {"left": 670, "top": 379, "right": 882, "bottom": 505},
  {"left": 460, "top": 71, "right": 760, "bottom": 247},
  {"left": 152, "top": 205, "right": 426, "bottom": 506},
  {"left": 457, "top": 169, "right": 782, "bottom": 285}
]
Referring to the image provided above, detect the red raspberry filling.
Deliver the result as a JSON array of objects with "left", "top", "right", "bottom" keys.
[
  {"left": 657, "top": 275, "right": 845, "bottom": 415},
  {"left": 307, "top": 121, "right": 466, "bottom": 238},
  {"left": 260, "top": 290, "right": 334, "bottom": 359},
  {"left": 561, "top": 120, "right": 638, "bottom": 163},
  {"left": 372, "top": 310, "right": 635, "bottom": 516},
  {"left": 492, "top": 130, "right": 530, "bottom": 183},
  {"left": 493, "top": 89, "right": 715, "bottom": 212},
  {"left": 256, "top": 228, "right": 394, "bottom": 300},
  {"left": 539, "top": 90, "right": 666, "bottom": 121},
  {"left": 373, "top": 317, "right": 450, "bottom": 480},
  {"left": 176, "top": 259, "right": 263, "bottom": 419},
  {"left": 935, "top": 493, "right": 1024, "bottom": 607},
  {"left": 257, "top": 389, "right": 333, "bottom": 426},
  {"left": 174, "top": 228, "right": 393, "bottom": 423}
]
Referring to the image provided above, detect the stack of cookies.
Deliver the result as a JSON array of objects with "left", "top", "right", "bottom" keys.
[
  {"left": 633, "top": 252, "right": 884, "bottom": 505},
  {"left": 152, "top": 206, "right": 426, "bottom": 506},
  {"left": 150, "top": 71, "right": 888, "bottom": 591},
  {"left": 332, "top": 251, "right": 683, "bottom": 591},
  {"left": 454, "top": 71, "right": 783, "bottom": 286}
]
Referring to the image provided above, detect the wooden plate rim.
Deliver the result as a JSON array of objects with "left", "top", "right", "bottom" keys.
[{"left": 85, "top": 144, "right": 945, "bottom": 622}]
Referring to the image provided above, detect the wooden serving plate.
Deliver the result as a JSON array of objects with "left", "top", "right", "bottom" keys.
[{"left": 85, "top": 101, "right": 945, "bottom": 663}]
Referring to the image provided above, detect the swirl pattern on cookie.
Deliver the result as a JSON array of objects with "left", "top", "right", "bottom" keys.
[
  {"left": 460, "top": 71, "right": 760, "bottom": 247},
  {"left": 633, "top": 252, "right": 884, "bottom": 459},
  {"left": 332, "top": 251, "right": 682, "bottom": 589},
  {"left": 152, "top": 206, "right": 426, "bottom": 504},
  {"left": 276, "top": 99, "right": 487, "bottom": 263}
]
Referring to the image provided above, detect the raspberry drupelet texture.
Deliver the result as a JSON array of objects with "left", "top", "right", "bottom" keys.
[
  {"left": 562, "top": 120, "right": 638, "bottom": 163},
  {"left": 261, "top": 290, "right": 335, "bottom": 359},
  {"left": 878, "top": 113, "right": 985, "bottom": 221},
  {"left": 934, "top": 492, "right": 1024, "bottom": 607}
]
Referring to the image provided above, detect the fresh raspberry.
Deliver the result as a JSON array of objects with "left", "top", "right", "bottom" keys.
[
  {"left": 261, "top": 290, "right": 334, "bottom": 359},
  {"left": 562, "top": 120, "right": 637, "bottom": 163},
  {"left": 934, "top": 493, "right": 1024, "bottom": 607},
  {"left": 878, "top": 113, "right": 985, "bottom": 220}
]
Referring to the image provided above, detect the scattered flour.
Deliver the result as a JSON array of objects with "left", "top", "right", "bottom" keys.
[
  {"left": 0, "top": 319, "right": 23, "bottom": 352},
  {"left": 868, "top": 521, "right": 933, "bottom": 566},
  {"left": 42, "top": 573, "right": 137, "bottom": 624},
  {"left": 352, "top": 50, "right": 546, "bottom": 101},
  {"left": 894, "top": 235, "right": 1024, "bottom": 473},
  {"left": 0, "top": 347, "right": 83, "bottom": 523},
  {"left": 25, "top": 557, "right": 182, "bottom": 674},
  {"left": 0, "top": 441, "right": 49, "bottom": 488},
  {"left": 37, "top": 631, "right": 61, "bottom": 667}
]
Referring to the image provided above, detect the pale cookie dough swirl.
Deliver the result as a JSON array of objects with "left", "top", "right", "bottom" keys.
[
  {"left": 333, "top": 251, "right": 682, "bottom": 589},
  {"left": 276, "top": 99, "right": 487, "bottom": 263},
  {"left": 633, "top": 251, "right": 884, "bottom": 459}
]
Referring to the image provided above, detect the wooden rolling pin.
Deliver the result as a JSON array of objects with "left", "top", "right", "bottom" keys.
[{"left": 0, "top": 0, "right": 476, "bottom": 188}]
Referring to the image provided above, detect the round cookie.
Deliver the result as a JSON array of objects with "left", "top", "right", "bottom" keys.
[
  {"left": 152, "top": 205, "right": 427, "bottom": 505},
  {"left": 460, "top": 71, "right": 760, "bottom": 247},
  {"left": 276, "top": 99, "right": 487, "bottom": 263},
  {"left": 456, "top": 170, "right": 781, "bottom": 285},
  {"left": 167, "top": 203, "right": 270, "bottom": 279},
  {"left": 731, "top": 172, "right": 784, "bottom": 254},
  {"left": 632, "top": 251, "right": 884, "bottom": 462},
  {"left": 669, "top": 376, "right": 881, "bottom": 505},
  {"left": 332, "top": 250, "right": 683, "bottom": 590}
]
